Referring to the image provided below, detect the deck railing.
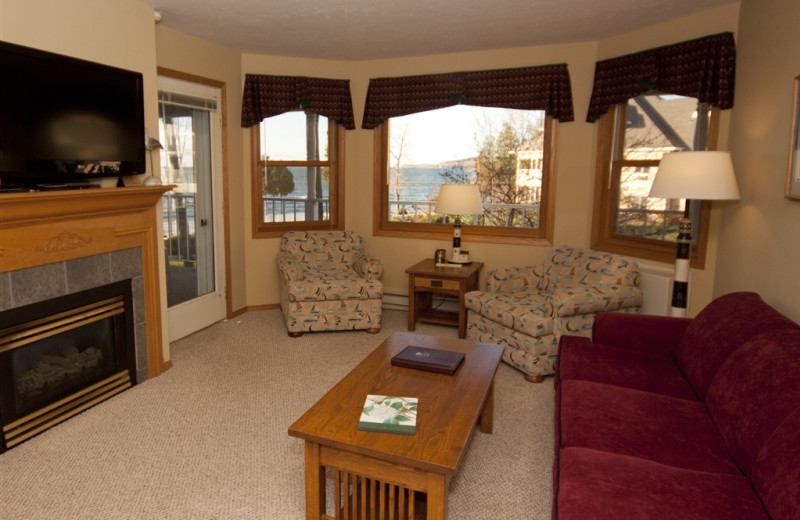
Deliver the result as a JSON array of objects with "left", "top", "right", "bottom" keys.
[{"left": 163, "top": 196, "right": 685, "bottom": 265}]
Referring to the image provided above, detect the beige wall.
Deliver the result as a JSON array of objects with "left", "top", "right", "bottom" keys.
[
  {"left": 239, "top": 5, "right": 740, "bottom": 314},
  {"left": 716, "top": 0, "right": 800, "bottom": 322}
]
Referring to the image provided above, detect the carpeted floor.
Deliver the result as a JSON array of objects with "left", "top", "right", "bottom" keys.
[{"left": 0, "top": 309, "right": 554, "bottom": 519}]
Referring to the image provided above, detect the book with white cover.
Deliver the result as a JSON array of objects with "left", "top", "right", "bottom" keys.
[{"left": 357, "top": 395, "right": 418, "bottom": 435}]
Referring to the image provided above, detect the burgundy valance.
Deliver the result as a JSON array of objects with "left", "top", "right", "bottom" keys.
[
  {"left": 361, "top": 64, "right": 574, "bottom": 129},
  {"left": 241, "top": 74, "right": 356, "bottom": 130},
  {"left": 586, "top": 32, "right": 736, "bottom": 123}
]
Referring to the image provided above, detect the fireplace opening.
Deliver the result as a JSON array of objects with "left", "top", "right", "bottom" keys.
[{"left": 0, "top": 280, "right": 136, "bottom": 452}]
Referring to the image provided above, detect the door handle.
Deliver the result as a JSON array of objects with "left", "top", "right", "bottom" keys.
[{"left": 200, "top": 218, "right": 208, "bottom": 227}]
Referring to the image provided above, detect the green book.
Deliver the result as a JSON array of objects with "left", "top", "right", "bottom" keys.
[{"left": 358, "top": 395, "right": 418, "bottom": 435}]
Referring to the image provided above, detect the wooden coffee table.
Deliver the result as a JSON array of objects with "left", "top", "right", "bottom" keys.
[{"left": 288, "top": 332, "right": 504, "bottom": 520}]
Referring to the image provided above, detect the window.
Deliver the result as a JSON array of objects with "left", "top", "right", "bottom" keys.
[
  {"left": 250, "top": 111, "right": 344, "bottom": 237},
  {"left": 591, "top": 94, "right": 720, "bottom": 267},
  {"left": 375, "top": 106, "right": 557, "bottom": 245}
]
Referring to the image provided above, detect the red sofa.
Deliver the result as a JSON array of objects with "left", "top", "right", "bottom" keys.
[{"left": 553, "top": 292, "right": 800, "bottom": 520}]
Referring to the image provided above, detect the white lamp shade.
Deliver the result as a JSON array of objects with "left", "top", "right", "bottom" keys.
[
  {"left": 649, "top": 151, "right": 740, "bottom": 200},
  {"left": 434, "top": 184, "right": 483, "bottom": 215}
]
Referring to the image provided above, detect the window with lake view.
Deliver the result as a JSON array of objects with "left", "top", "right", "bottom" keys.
[
  {"left": 376, "top": 105, "right": 557, "bottom": 245},
  {"left": 250, "top": 111, "right": 344, "bottom": 237}
]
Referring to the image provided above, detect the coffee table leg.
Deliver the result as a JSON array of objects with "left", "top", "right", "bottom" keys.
[
  {"left": 304, "top": 441, "right": 325, "bottom": 520},
  {"left": 479, "top": 381, "right": 495, "bottom": 434},
  {"left": 427, "top": 472, "right": 449, "bottom": 519}
]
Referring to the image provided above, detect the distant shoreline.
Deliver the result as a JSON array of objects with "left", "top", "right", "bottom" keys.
[{"left": 403, "top": 157, "right": 476, "bottom": 170}]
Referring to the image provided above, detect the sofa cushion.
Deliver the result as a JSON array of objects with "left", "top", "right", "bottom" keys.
[
  {"left": 751, "top": 408, "right": 800, "bottom": 520},
  {"left": 555, "top": 447, "right": 769, "bottom": 520},
  {"left": 465, "top": 289, "right": 553, "bottom": 337},
  {"left": 705, "top": 328, "right": 800, "bottom": 475},
  {"left": 558, "top": 380, "right": 739, "bottom": 474},
  {"left": 557, "top": 336, "right": 696, "bottom": 399},
  {"left": 676, "top": 292, "right": 799, "bottom": 400}
]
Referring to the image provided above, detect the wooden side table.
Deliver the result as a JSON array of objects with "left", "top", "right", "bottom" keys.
[{"left": 405, "top": 258, "right": 483, "bottom": 338}]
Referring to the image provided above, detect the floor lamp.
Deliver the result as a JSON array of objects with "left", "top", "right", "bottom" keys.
[
  {"left": 648, "top": 151, "right": 740, "bottom": 317},
  {"left": 434, "top": 184, "right": 483, "bottom": 264}
]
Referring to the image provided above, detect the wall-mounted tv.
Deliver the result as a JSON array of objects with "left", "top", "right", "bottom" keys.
[{"left": 0, "top": 40, "right": 146, "bottom": 189}]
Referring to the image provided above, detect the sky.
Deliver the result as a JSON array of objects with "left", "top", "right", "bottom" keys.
[{"left": 257, "top": 105, "right": 540, "bottom": 165}]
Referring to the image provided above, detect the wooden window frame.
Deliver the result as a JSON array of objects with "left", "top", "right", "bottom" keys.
[
  {"left": 372, "top": 115, "right": 558, "bottom": 246},
  {"left": 590, "top": 103, "right": 720, "bottom": 269},
  {"left": 250, "top": 119, "right": 345, "bottom": 238}
]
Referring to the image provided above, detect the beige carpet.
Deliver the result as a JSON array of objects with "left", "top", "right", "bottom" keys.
[{"left": 0, "top": 309, "right": 554, "bottom": 519}]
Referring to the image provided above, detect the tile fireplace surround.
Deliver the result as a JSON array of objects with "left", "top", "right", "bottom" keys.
[{"left": 0, "top": 186, "right": 172, "bottom": 380}]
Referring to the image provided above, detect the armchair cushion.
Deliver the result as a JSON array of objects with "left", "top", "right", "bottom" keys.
[
  {"left": 466, "top": 289, "right": 553, "bottom": 337},
  {"left": 484, "top": 265, "right": 544, "bottom": 293}
]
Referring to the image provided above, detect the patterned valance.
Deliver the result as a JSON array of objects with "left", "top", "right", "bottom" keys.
[
  {"left": 241, "top": 74, "right": 356, "bottom": 130},
  {"left": 361, "top": 64, "right": 574, "bottom": 129},
  {"left": 586, "top": 32, "right": 736, "bottom": 122}
]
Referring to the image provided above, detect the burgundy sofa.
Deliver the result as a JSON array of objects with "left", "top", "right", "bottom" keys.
[{"left": 552, "top": 292, "right": 800, "bottom": 520}]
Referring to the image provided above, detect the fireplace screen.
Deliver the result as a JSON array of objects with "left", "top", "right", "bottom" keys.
[{"left": 0, "top": 280, "right": 136, "bottom": 451}]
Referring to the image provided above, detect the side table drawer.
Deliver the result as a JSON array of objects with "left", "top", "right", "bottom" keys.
[{"left": 415, "top": 277, "right": 460, "bottom": 290}]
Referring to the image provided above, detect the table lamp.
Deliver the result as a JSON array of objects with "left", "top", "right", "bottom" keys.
[
  {"left": 648, "top": 151, "right": 740, "bottom": 317},
  {"left": 434, "top": 184, "right": 483, "bottom": 264}
]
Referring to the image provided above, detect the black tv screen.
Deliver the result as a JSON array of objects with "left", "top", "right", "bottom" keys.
[{"left": 0, "top": 40, "right": 145, "bottom": 188}]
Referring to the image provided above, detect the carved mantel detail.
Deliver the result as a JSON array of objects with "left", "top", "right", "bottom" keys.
[{"left": 35, "top": 232, "right": 91, "bottom": 253}]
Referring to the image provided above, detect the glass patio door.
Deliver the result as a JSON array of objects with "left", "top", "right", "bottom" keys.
[{"left": 157, "top": 76, "right": 225, "bottom": 342}]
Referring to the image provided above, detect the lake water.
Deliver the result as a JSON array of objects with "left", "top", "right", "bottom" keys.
[{"left": 283, "top": 166, "right": 475, "bottom": 202}]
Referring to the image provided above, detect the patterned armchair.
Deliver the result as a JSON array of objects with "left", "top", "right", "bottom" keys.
[
  {"left": 465, "top": 245, "right": 642, "bottom": 382},
  {"left": 277, "top": 231, "right": 383, "bottom": 337}
]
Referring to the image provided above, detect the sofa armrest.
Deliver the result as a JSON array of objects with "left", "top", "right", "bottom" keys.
[
  {"left": 277, "top": 252, "right": 305, "bottom": 282},
  {"left": 485, "top": 265, "right": 544, "bottom": 292},
  {"left": 549, "top": 283, "right": 643, "bottom": 317},
  {"left": 354, "top": 251, "right": 383, "bottom": 280},
  {"left": 591, "top": 312, "right": 692, "bottom": 355}
]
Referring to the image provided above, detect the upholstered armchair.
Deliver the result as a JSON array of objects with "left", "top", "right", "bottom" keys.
[
  {"left": 465, "top": 245, "right": 642, "bottom": 382},
  {"left": 277, "top": 231, "right": 384, "bottom": 337}
]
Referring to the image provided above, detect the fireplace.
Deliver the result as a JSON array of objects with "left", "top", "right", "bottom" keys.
[{"left": 0, "top": 280, "right": 136, "bottom": 451}]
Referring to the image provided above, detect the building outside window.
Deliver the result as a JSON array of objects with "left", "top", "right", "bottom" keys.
[{"left": 592, "top": 94, "right": 719, "bottom": 267}]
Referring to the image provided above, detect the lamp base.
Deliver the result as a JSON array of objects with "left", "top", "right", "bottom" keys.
[{"left": 669, "top": 217, "right": 692, "bottom": 318}]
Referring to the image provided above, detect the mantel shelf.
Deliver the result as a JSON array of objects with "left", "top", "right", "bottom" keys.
[{"left": 0, "top": 186, "right": 175, "bottom": 228}]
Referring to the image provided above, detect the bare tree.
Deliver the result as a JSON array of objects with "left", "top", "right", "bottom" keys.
[
  {"left": 390, "top": 123, "right": 410, "bottom": 202},
  {"left": 458, "top": 109, "right": 544, "bottom": 227}
]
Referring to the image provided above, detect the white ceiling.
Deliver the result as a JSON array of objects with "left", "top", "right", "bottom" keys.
[{"left": 143, "top": 0, "right": 737, "bottom": 61}]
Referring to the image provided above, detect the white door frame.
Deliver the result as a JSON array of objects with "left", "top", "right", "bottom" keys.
[{"left": 158, "top": 75, "right": 226, "bottom": 342}]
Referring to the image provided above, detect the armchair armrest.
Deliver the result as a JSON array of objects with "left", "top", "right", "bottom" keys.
[
  {"left": 549, "top": 283, "right": 643, "bottom": 317},
  {"left": 591, "top": 312, "right": 692, "bottom": 356},
  {"left": 354, "top": 251, "right": 383, "bottom": 280},
  {"left": 277, "top": 252, "right": 305, "bottom": 282},
  {"left": 485, "top": 265, "right": 544, "bottom": 292}
]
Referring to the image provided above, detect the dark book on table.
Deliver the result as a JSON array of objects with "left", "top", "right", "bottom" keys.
[{"left": 391, "top": 345, "right": 465, "bottom": 375}]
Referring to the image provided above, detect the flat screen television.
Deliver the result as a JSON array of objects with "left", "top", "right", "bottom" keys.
[{"left": 0, "top": 40, "right": 146, "bottom": 189}]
